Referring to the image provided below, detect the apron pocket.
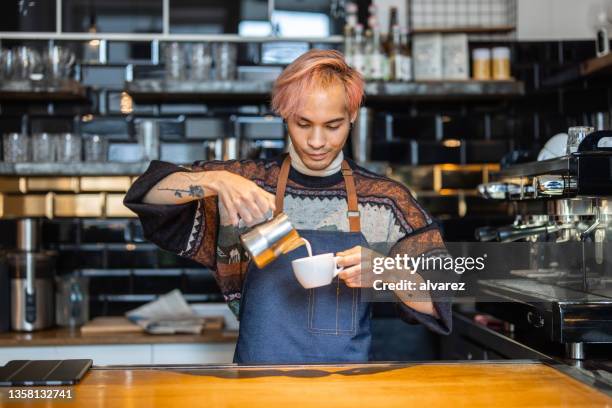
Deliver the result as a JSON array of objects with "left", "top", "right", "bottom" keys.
[{"left": 307, "top": 278, "right": 357, "bottom": 335}]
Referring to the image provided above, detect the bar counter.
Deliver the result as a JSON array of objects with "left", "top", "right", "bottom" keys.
[
  {"left": 0, "top": 327, "right": 238, "bottom": 347},
  {"left": 1, "top": 362, "right": 610, "bottom": 407}
]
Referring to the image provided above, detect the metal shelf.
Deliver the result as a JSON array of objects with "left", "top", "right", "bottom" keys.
[
  {"left": 365, "top": 80, "right": 524, "bottom": 101},
  {"left": 0, "top": 32, "right": 343, "bottom": 43},
  {"left": 411, "top": 26, "right": 516, "bottom": 35},
  {"left": 126, "top": 79, "right": 274, "bottom": 102},
  {"left": 126, "top": 79, "right": 525, "bottom": 102},
  {"left": 0, "top": 79, "right": 88, "bottom": 101},
  {"left": 0, "top": 162, "right": 150, "bottom": 176}
]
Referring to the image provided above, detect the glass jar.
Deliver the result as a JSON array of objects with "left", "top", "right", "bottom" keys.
[{"left": 472, "top": 48, "right": 491, "bottom": 80}]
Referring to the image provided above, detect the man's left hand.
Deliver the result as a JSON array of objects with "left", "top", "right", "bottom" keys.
[{"left": 336, "top": 245, "right": 370, "bottom": 288}]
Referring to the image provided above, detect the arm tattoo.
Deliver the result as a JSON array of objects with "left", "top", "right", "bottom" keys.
[{"left": 157, "top": 184, "right": 204, "bottom": 198}]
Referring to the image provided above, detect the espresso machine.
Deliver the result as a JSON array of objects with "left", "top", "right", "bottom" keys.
[{"left": 476, "top": 130, "right": 612, "bottom": 360}]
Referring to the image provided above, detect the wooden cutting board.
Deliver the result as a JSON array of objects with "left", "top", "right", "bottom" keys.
[
  {"left": 80, "top": 316, "right": 225, "bottom": 335},
  {"left": 80, "top": 317, "right": 143, "bottom": 335}
]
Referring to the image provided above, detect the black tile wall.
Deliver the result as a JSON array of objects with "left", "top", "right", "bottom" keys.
[{"left": 3, "top": 39, "right": 611, "bottom": 317}]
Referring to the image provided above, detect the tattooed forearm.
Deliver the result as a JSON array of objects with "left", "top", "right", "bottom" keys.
[
  {"left": 143, "top": 169, "right": 216, "bottom": 205},
  {"left": 157, "top": 184, "right": 204, "bottom": 198}
]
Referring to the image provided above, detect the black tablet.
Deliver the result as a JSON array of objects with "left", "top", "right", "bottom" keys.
[{"left": 0, "top": 359, "right": 92, "bottom": 386}]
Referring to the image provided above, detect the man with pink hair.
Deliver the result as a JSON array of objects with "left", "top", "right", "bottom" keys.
[{"left": 124, "top": 49, "right": 451, "bottom": 364}]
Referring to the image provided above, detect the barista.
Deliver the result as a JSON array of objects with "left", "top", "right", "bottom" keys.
[{"left": 124, "top": 49, "right": 451, "bottom": 363}]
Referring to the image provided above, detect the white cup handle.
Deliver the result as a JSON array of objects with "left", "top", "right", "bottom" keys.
[{"left": 333, "top": 256, "right": 344, "bottom": 278}]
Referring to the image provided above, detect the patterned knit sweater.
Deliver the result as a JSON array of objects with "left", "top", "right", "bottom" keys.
[{"left": 123, "top": 155, "right": 452, "bottom": 335}]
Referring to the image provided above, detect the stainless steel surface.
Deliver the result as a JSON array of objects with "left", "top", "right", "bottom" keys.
[
  {"left": 0, "top": 162, "right": 149, "bottom": 175},
  {"left": 10, "top": 277, "right": 54, "bottom": 331},
  {"left": 478, "top": 182, "right": 521, "bottom": 200},
  {"left": 547, "top": 198, "right": 612, "bottom": 217},
  {"left": 17, "top": 218, "right": 39, "bottom": 251},
  {"left": 533, "top": 175, "right": 576, "bottom": 197},
  {"left": 352, "top": 106, "right": 372, "bottom": 163},
  {"left": 11, "top": 219, "right": 55, "bottom": 332},
  {"left": 566, "top": 126, "right": 595, "bottom": 155},
  {"left": 240, "top": 212, "right": 295, "bottom": 258},
  {"left": 478, "top": 137, "right": 612, "bottom": 348},
  {"left": 566, "top": 342, "right": 585, "bottom": 360},
  {"left": 222, "top": 137, "right": 238, "bottom": 160},
  {"left": 137, "top": 120, "right": 160, "bottom": 161}
]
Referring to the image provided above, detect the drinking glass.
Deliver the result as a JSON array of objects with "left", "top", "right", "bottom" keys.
[
  {"left": 44, "top": 46, "right": 76, "bottom": 80},
  {"left": 164, "top": 42, "right": 186, "bottom": 81},
  {"left": 56, "top": 133, "right": 82, "bottom": 162},
  {"left": 0, "top": 48, "right": 16, "bottom": 80},
  {"left": 3, "top": 133, "right": 29, "bottom": 162},
  {"left": 190, "top": 43, "right": 212, "bottom": 81},
  {"left": 13, "top": 46, "right": 41, "bottom": 80},
  {"left": 32, "top": 133, "right": 56, "bottom": 162},
  {"left": 84, "top": 134, "right": 107, "bottom": 162},
  {"left": 213, "top": 42, "right": 237, "bottom": 81}
]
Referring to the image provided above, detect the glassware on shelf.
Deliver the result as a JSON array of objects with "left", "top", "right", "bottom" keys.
[
  {"left": 164, "top": 42, "right": 187, "bottom": 81},
  {"left": 55, "top": 273, "right": 89, "bottom": 328},
  {"left": 3, "top": 132, "right": 29, "bottom": 162},
  {"left": 190, "top": 43, "right": 212, "bottom": 81},
  {"left": 44, "top": 46, "right": 76, "bottom": 80},
  {"left": 13, "top": 46, "right": 41, "bottom": 80},
  {"left": 56, "top": 133, "right": 82, "bottom": 162},
  {"left": 83, "top": 134, "right": 107, "bottom": 162},
  {"left": 213, "top": 42, "right": 237, "bottom": 81},
  {"left": 0, "top": 48, "right": 16, "bottom": 80},
  {"left": 32, "top": 133, "right": 57, "bottom": 162}
]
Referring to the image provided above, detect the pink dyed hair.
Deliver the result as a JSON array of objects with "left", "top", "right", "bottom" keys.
[{"left": 271, "top": 49, "right": 364, "bottom": 121}]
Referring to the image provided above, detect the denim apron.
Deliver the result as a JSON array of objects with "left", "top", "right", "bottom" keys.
[{"left": 233, "top": 155, "right": 372, "bottom": 364}]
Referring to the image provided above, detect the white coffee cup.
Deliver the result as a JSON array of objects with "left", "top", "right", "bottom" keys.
[{"left": 291, "top": 253, "right": 344, "bottom": 289}]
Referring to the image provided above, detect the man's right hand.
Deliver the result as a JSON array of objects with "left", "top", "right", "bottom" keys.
[{"left": 206, "top": 170, "right": 276, "bottom": 227}]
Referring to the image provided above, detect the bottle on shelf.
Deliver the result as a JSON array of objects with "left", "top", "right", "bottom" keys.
[
  {"left": 345, "top": 2, "right": 358, "bottom": 27},
  {"left": 369, "top": 24, "right": 387, "bottom": 81},
  {"left": 352, "top": 23, "right": 367, "bottom": 77},
  {"left": 364, "top": 28, "right": 374, "bottom": 81},
  {"left": 343, "top": 2, "right": 359, "bottom": 66},
  {"left": 400, "top": 27, "right": 413, "bottom": 82},
  {"left": 343, "top": 23, "right": 355, "bottom": 68},
  {"left": 389, "top": 24, "right": 403, "bottom": 81},
  {"left": 385, "top": 6, "right": 399, "bottom": 54}
]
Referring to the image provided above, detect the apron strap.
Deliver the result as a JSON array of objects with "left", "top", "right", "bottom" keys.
[
  {"left": 341, "top": 160, "right": 361, "bottom": 233},
  {"left": 274, "top": 155, "right": 292, "bottom": 216},
  {"left": 274, "top": 154, "right": 361, "bottom": 232}
]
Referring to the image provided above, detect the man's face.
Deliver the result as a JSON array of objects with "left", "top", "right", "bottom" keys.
[{"left": 287, "top": 81, "right": 355, "bottom": 171}]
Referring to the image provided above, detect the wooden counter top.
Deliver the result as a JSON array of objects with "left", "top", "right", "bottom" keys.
[
  {"left": 0, "top": 327, "right": 238, "bottom": 347},
  {"left": 1, "top": 362, "right": 610, "bottom": 407}
]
